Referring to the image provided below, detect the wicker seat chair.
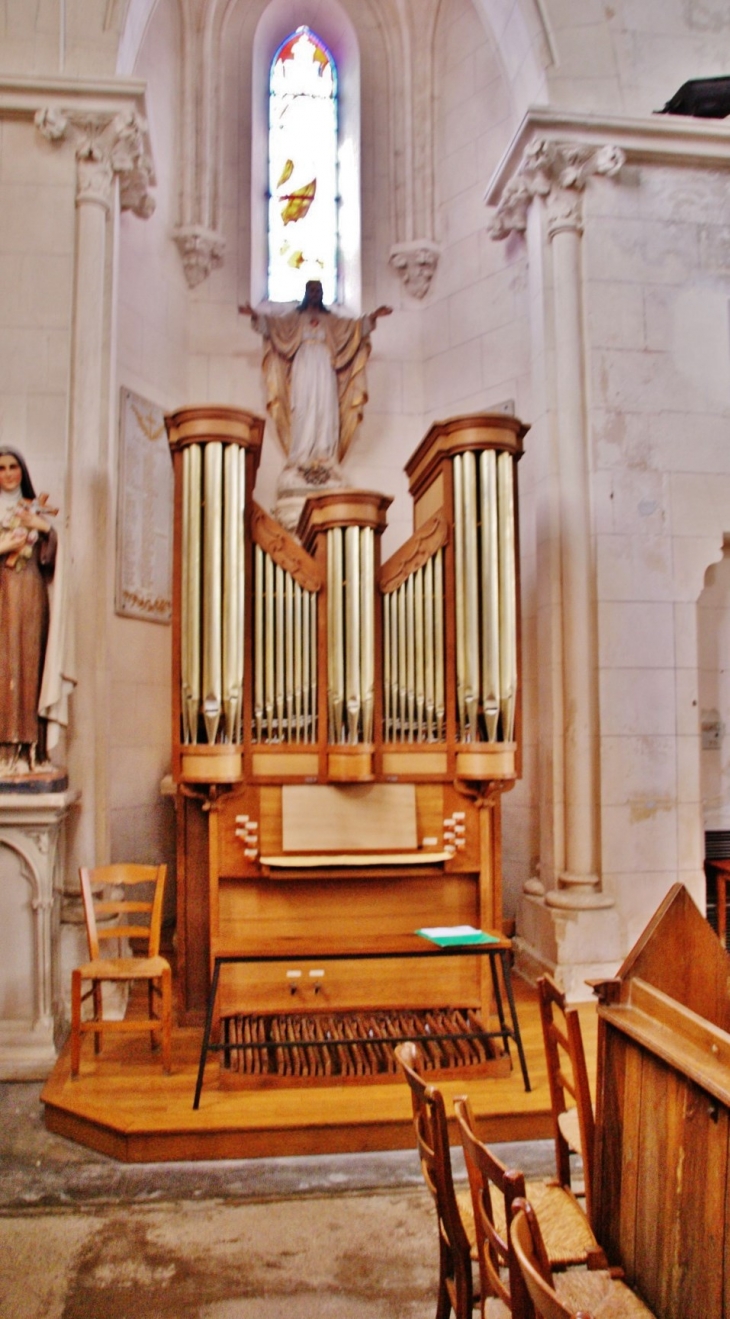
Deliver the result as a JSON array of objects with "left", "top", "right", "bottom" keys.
[
  {"left": 454, "top": 1095, "right": 607, "bottom": 1319},
  {"left": 510, "top": 1200, "right": 657, "bottom": 1319},
  {"left": 71, "top": 864, "right": 172, "bottom": 1077},
  {"left": 537, "top": 975, "right": 596, "bottom": 1224},
  {"left": 395, "top": 1041, "right": 478, "bottom": 1318}
]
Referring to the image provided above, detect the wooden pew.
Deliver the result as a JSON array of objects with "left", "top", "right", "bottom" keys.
[{"left": 592, "top": 883, "right": 730, "bottom": 1319}]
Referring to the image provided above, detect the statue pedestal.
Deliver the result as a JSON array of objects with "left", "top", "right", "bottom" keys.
[
  {"left": 274, "top": 459, "right": 345, "bottom": 533},
  {"left": 0, "top": 785, "right": 79, "bottom": 1079}
]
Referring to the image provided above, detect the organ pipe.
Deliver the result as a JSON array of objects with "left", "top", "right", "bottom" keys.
[
  {"left": 202, "top": 443, "right": 223, "bottom": 744},
  {"left": 169, "top": 409, "right": 524, "bottom": 776},
  {"left": 498, "top": 450, "right": 517, "bottom": 743}
]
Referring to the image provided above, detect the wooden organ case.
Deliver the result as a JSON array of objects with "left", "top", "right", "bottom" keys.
[{"left": 166, "top": 405, "right": 528, "bottom": 1063}]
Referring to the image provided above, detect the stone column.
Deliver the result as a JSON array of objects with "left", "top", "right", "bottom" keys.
[
  {"left": 489, "top": 141, "right": 623, "bottom": 912},
  {"left": 35, "top": 110, "right": 155, "bottom": 874},
  {"left": 544, "top": 165, "right": 608, "bottom": 910}
]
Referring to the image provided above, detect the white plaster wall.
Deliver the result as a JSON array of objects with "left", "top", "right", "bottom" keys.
[
  {"left": 0, "top": 117, "right": 72, "bottom": 509},
  {"left": 584, "top": 161, "right": 730, "bottom": 950},
  {"left": 544, "top": 0, "right": 730, "bottom": 118},
  {"left": 698, "top": 548, "right": 730, "bottom": 833},
  {"left": 0, "top": 0, "right": 122, "bottom": 78},
  {"left": 427, "top": 0, "right": 538, "bottom": 916},
  {"left": 111, "top": 0, "right": 186, "bottom": 871},
  {"left": 0, "top": 116, "right": 73, "bottom": 771}
]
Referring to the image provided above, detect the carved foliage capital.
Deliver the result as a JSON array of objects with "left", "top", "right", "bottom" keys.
[
  {"left": 388, "top": 240, "right": 441, "bottom": 299},
  {"left": 173, "top": 225, "right": 225, "bottom": 289},
  {"left": 35, "top": 107, "right": 156, "bottom": 217},
  {"left": 488, "top": 139, "right": 624, "bottom": 241}
]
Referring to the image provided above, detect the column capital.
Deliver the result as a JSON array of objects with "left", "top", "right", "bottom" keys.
[
  {"left": 487, "top": 139, "right": 624, "bottom": 241},
  {"left": 35, "top": 107, "right": 155, "bottom": 217}
]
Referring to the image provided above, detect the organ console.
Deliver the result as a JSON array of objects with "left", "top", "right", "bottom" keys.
[{"left": 166, "top": 404, "right": 528, "bottom": 1052}]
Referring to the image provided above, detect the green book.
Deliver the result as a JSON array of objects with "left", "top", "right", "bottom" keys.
[{"left": 415, "top": 925, "right": 499, "bottom": 947}]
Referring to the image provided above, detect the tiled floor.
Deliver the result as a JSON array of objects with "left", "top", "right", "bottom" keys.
[{"left": 0, "top": 1081, "right": 559, "bottom": 1318}]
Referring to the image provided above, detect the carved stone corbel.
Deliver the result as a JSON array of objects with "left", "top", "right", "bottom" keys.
[
  {"left": 173, "top": 225, "right": 226, "bottom": 289},
  {"left": 171, "top": 0, "right": 228, "bottom": 289},
  {"left": 388, "top": 240, "right": 441, "bottom": 299},
  {"left": 387, "top": 0, "right": 442, "bottom": 298}
]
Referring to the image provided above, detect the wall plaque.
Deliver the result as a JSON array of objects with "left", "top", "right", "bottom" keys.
[{"left": 115, "top": 387, "right": 173, "bottom": 623}]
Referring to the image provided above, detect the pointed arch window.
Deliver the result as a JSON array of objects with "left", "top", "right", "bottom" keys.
[{"left": 268, "top": 26, "right": 339, "bottom": 303}]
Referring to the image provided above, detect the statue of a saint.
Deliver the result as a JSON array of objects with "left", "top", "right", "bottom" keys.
[
  {"left": 0, "top": 448, "right": 58, "bottom": 770},
  {"left": 240, "top": 281, "right": 391, "bottom": 503}
]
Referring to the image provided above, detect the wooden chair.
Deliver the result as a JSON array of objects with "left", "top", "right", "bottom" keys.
[
  {"left": 454, "top": 1097, "right": 606, "bottom": 1319},
  {"left": 536, "top": 976, "right": 595, "bottom": 1224},
  {"left": 510, "top": 1201, "right": 656, "bottom": 1319},
  {"left": 71, "top": 864, "right": 172, "bottom": 1077},
  {"left": 395, "top": 1042, "right": 477, "bottom": 1318}
]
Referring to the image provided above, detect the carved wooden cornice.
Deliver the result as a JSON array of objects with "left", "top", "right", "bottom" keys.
[
  {"left": 250, "top": 503, "right": 322, "bottom": 593},
  {"left": 379, "top": 510, "right": 449, "bottom": 594}
]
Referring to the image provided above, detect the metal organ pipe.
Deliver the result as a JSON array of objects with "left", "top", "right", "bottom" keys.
[
  {"left": 251, "top": 548, "right": 318, "bottom": 744},
  {"left": 450, "top": 446, "right": 518, "bottom": 743},
  {"left": 498, "top": 451, "right": 517, "bottom": 744},
  {"left": 222, "top": 443, "right": 242, "bottom": 744},
  {"left": 462, "top": 449, "right": 480, "bottom": 741},
  {"left": 360, "top": 527, "right": 375, "bottom": 745},
  {"left": 381, "top": 545, "right": 445, "bottom": 745},
  {"left": 202, "top": 443, "right": 223, "bottom": 744},
  {"left": 345, "top": 525, "right": 361, "bottom": 743},
  {"left": 452, "top": 454, "right": 467, "bottom": 739},
  {"left": 480, "top": 449, "right": 500, "bottom": 743}
]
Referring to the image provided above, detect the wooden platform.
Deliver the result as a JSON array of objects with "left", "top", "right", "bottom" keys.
[{"left": 41, "top": 979, "right": 598, "bottom": 1163}]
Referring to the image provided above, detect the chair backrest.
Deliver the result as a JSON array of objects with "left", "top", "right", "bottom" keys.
[
  {"left": 454, "top": 1094, "right": 532, "bottom": 1318},
  {"left": 537, "top": 975, "right": 595, "bottom": 1222},
  {"left": 395, "top": 1042, "right": 473, "bottom": 1313},
  {"left": 79, "top": 864, "right": 167, "bottom": 961},
  {"left": 510, "top": 1201, "right": 594, "bottom": 1319}
]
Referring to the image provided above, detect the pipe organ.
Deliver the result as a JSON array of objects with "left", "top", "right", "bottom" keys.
[{"left": 166, "top": 405, "right": 528, "bottom": 1029}]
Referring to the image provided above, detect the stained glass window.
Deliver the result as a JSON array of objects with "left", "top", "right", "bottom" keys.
[{"left": 268, "top": 27, "right": 339, "bottom": 303}]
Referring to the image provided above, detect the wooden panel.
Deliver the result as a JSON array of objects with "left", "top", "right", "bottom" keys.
[
  {"left": 217, "top": 957, "right": 481, "bottom": 1015},
  {"left": 631, "top": 1051, "right": 728, "bottom": 1319},
  {"left": 217, "top": 873, "right": 478, "bottom": 938},
  {"left": 251, "top": 751, "right": 320, "bottom": 779},
  {"left": 176, "top": 794, "right": 210, "bottom": 1022},
  {"left": 616, "top": 883, "right": 730, "bottom": 1034},
  {"left": 674, "top": 1078, "right": 727, "bottom": 1318},
  {"left": 381, "top": 750, "right": 448, "bottom": 777},
  {"left": 413, "top": 474, "right": 444, "bottom": 529},
  {"left": 282, "top": 783, "right": 417, "bottom": 853},
  {"left": 327, "top": 749, "right": 375, "bottom": 781},
  {"left": 631, "top": 1051, "right": 683, "bottom": 1312},
  {"left": 181, "top": 749, "right": 243, "bottom": 781},
  {"left": 216, "top": 872, "right": 481, "bottom": 1012},
  {"left": 594, "top": 1020, "right": 628, "bottom": 1261},
  {"left": 617, "top": 1034, "right": 643, "bottom": 1281},
  {"left": 594, "top": 890, "right": 730, "bottom": 1319},
  {"left": 455, "top": 747, "right": 516, "bottom": 780}
]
